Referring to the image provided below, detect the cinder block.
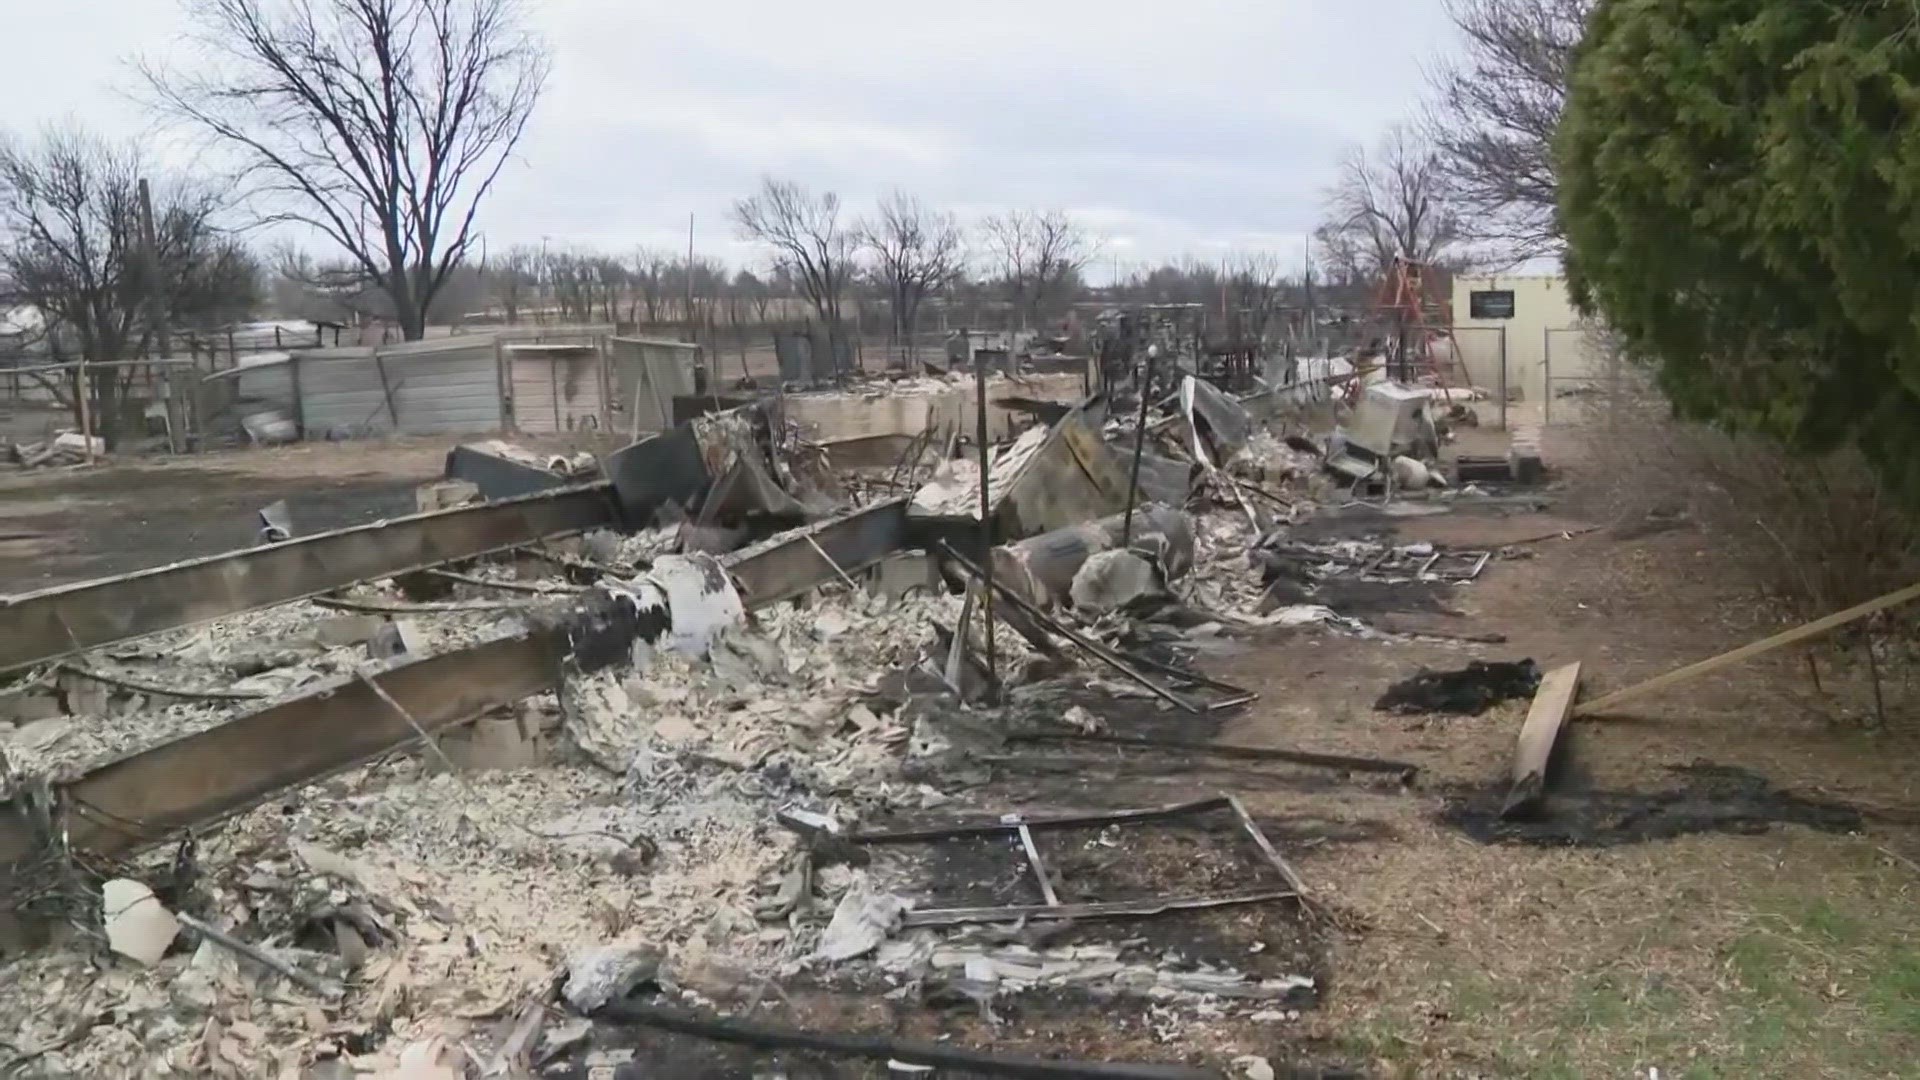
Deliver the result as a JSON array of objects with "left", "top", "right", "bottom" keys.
[
  {"left": 415, "top": 479, "right": 480, "bottom": 513},
  {"left": 437, "top": 711, "right": 548, "bottom": 770}
]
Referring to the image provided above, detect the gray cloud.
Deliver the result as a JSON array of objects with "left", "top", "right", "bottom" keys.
[{"left": 0, "top": 0, "right": 1457, "bottom": 274}]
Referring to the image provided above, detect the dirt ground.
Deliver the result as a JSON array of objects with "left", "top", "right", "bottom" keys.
[
  {"left": 6, "top": 413, "right": 1920, "bottom": 1077},
  {"left": 0, "top": 433, "right": 620, "bottom": 593},
  {"left": 1192, "top": 421, "right": 1920, "bottom": 1078}
]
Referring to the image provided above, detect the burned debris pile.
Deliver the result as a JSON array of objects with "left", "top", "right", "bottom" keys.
[
  {"left": 1375, "top": 659, "right": 1542, "bottom": 716},
  {"left": 5, "top": 431, "right": 105, "bottom": 471},
  {"left": 0, "top": 357, "right": 1535, "bottom": 1076}
]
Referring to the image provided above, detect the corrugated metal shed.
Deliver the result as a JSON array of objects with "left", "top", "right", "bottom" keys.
[
  {"left": 202, "top": 352, "right": 297, "bottom": 409},
  {"left": 508, "top": 344, "right": 608, "bottom": 434},
  {"left": 608, "top": 337, "right": 697, "bottom": 436},
  {"left": 296, "top": 347, "right": 391, "bottom": 437},
  {"left": 382, "top": 336, "right": 504, "bottom": 434},
  {"left": 293, "top": 338, "right": 504, "bottom": 437}
]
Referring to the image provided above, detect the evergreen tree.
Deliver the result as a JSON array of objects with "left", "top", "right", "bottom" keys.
[{"left": 1558, "top": 0, "right": 1920, "bottom": 498}]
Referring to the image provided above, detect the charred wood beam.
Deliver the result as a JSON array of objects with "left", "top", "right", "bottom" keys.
[
  {"left": 0, "top": 485, "right": 617, "bottom": 675},
  {"left": 1007, "top": 732, "right": 1417, "bottom": 779},
  {"left": 597, "top": 1000, "right": 1224, "bottom": 1080}
]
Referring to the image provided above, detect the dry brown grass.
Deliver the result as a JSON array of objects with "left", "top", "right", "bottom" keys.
[
  {"left": 1570, "top": 369, "right": 1920, "bottom": 613},
  {"left": 1568, "top": 366, "right": 1920, "bottom": 730}
]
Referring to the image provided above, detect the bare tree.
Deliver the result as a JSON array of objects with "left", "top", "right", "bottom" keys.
[
  {"left": 1222, "top": 252, "right": 1289, "bottom": 342},
  {"left": 624, "top": 248, "right": 670, "bottom": 325},
  {"left": 1424, "top": 0, "right": 1591, "bottom": 261},
  {"left": 0, "top": 127, "right": 257, "bottom": 442},
  {"left": 1308, "top": 221, "right": 1369, "bottom": 290},
  {"left": 488, "top": 244, "right": 541, "bottom": 324},
  {"left": 540, "top": 248, "right": 614, "bottom": 324},
  {"left": 142, "top": 0, "right": 549, "bottom": 341},
  {"left": 859, "top": 192, "right": 963, "bottom": 363},
  {"left": 270, "top": 245, "right": 384, "bottom": 322},
  {"left": 977, "top": 209, "right": 1096, "bottom": 329},
  {"left": 1318, "top": 126, "right": 1467, "bottom": 283},
  {"left": 736, "top": 268, "right": 773, "bottom": 325},
  {"left": 732, "top": 177, "right": 857, "bottom": 339}
]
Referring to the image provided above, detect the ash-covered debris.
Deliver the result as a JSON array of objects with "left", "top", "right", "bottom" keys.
[
  {"left": 0, "top": 598, "right": 527, "bottom": 781},
  {"left": 0, "top": 369, "right": 1499, "bottom": 1076}
]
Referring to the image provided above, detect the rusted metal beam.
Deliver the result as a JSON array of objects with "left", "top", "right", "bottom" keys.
[
  {"left": 0, "top": 631, "right": 565, "bottom": 873},
  {"left": 900, "top": 889, "right": 1297, "bottom": 929},
  {"left": 848, "top": 796, "right": 1230, "bottom": 844},
  {"left": 723, "top": 497, "right": 909, "bottom": 610},
  {"left": 0, "top": 484, "right": 617, "bottom": 674}
]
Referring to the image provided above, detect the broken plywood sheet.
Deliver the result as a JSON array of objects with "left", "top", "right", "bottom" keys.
[{"left": 908, "top": 398, "right": 1128, "bottom": 539}]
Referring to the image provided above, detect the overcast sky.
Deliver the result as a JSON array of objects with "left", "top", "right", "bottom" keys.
[{"left": 4, "top": 1, "right": 1459, "bottom": 280}]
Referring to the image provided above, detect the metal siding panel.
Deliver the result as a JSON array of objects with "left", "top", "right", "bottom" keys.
[
  {"left": 388, "top": 343, "right": 503, "bottom": 434},
  {"left": 297, "top": 351, "right": 395, "bottom": 436},
  {"left": 234, "top": 364, "right": 294, "bottom": 405},
  {"left": 509, "top": 353, "right": 606, "bottom": 434},
  {"left": 608, "top": 338, "right": 695, "bottom": 435}
]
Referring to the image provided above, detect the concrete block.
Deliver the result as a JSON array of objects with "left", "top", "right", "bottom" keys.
[
  {"left": 307, "top": 614, "right": 387, "bottom": 649},
  {"left": 58, "top": 673, "right": 112, "bottom": 717},
  {"left": 0, "top": 688, "right": 62, "bottom": 725},
  {"left": 438, "top": 711, "right": 548, "bottom": 770},
  {"left": 866, "top": 551, "right": 941, "bottom": 599},
  {"left": 415, "top": 479, "right": 480, "bottom": 513}
]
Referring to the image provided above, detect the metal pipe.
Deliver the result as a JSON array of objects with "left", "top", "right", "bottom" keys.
[
  {"left": 1498, "top": 326, "right": 1509, "bottom": 431},
  {"left": 1543, "top": 324, "right": 1553, "bottom": 424},
  {"left": 1121, "top": 346, "right": 1157, "bottom": 548},
  {"left": 974, "top": 346, "right": 996, "bottom": 679}
]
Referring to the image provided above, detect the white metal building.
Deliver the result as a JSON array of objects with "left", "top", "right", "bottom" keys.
[{"left": 1448, "top": 274, "right": 1609, "bottom": 408}]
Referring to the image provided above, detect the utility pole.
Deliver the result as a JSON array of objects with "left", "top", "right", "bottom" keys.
[{"left": 137, "top": 177, "right": 177, "bottom": 452}]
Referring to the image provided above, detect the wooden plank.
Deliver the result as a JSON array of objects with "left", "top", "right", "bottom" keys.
[
  {"left": 1574, "top": 582, "right": 1920, "bottom": 718},
  {"left": 1006, "top": 732, "right": 1417, "bottom": 777},
  {"left": 1015, "top": 821, "right": 1062, "bottom": 907},
  {"left": 1503, "top": 662, "right": 1581, "bottom": 818}
]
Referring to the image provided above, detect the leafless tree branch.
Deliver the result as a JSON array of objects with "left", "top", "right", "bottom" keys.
[
  {"left": 1424, "top": 0, "right": 1591, "bottom": 263},
  {"left": 1316, "top": 126, "right": 1469, "bottom": 284},
  {"left": 141, "top": 0, "right": 549, "bottom": 340},
  {"left": 0, "top": 127, "right": 257, "bottom": 440},
  {"left": 977, "top": 209, "right": 1096, "bottom": 329},
  {"left": 732, "top": 176, "right": 857, "bottom": 331},
  {"left": 859, "top": 191, "right": 962, "bottom": 363}
]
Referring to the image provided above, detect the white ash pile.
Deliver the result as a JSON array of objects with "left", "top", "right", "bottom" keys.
[
  {"left": 1, "top": 599, "right": 527, "bottom": 783},
  {"left": 561, "top": 584, "right": 1024, "bottom": 797}
]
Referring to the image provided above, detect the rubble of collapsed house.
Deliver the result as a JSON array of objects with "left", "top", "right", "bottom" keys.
[{"left": 0, "top": 356, "right": 1544, "bottom": 1077}]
